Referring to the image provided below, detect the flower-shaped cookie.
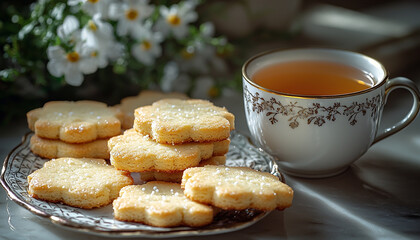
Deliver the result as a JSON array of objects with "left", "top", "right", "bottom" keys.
[
  {"left": 27, "top": 158, "right": 133, "bottom": 209},
  {"left": 108, "top": 129, "right": 230, "bottom": 172},
  {"left": 134, "top": 99, "right": 235, "bottom": 144},
  {"left": 113, "top": 182, "right": 213, "bottom": 227},
  {"left": 27, "top": 101, "right": 123, "bottom": 143},
  {"left": 181, "top": 166, "right": 294, "bottom": 211}
]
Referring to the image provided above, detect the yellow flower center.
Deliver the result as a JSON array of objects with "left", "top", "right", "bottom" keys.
[
  {"left": 88, "top": 20, "right": 97, "bottom": 32},
  {"left": 125, "top": 9, "right": 139, "bottom": 21},
  {"left": 91, "top": 51, "right": 98, "bottom": 57},
  {"left": 181, "top": 48, "right": 194, "bottom": 59},
  {"left": 88, "top": 0, "right": 99, "bottom": 3},
  {"left": 66, "top": 52, "right": 80, "bottom": 62},
  {"left": 141, "top": 40, "right": 152, "bottom": 51},
  {"left": 208, "top": 86, "right": 220, "bottom": 98},
  {"left": 167, "top": 14, "right": 181, "bottom": 26}
]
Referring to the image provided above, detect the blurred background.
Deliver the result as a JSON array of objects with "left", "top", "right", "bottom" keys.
[
  {"left": 204, "top": 0, "right": 420, "bottom": 77},
  {"left": 1, "top": 0, "right": 420, "bottom": 125}
]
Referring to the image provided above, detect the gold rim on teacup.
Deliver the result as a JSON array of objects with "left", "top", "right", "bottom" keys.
[{"left": 242, "top": 48, "right": 388, "bottom": 99}]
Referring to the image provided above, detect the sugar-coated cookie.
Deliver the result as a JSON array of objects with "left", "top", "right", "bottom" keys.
[
  {"left": 108, "top": 129, "right": 230, "bottom": 172},
  {"left": 118, "top": 90, "right": 188, "bottom": 129},
  {"left": 181, "top": 166, "right": 293, "bottom": 211},
  {"left": 30, "top": 134, "right": 109, "bottom": 159},
  {"left": 134, "top": 99, "right": 235, "bottom": 144},
  {"left": 27, "top": 158, "right": 133, "bottom": 209},
  {"left": 140, "top": 156, "right": 226, "bottom": 183},
  {"left": 27, "top": 101, "right": 123, "bottom": 143},
  {"left": 113, "top": 182, "right": 213, "bottom": 227}
]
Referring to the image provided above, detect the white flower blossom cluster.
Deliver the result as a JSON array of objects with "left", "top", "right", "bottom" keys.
[{"left": 46, "top": 0, "right": 229, "bottom": 98}]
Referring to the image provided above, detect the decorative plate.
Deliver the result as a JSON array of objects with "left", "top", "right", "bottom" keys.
[{"left": 1, "top": 131, "right": 283, "bottom": 238}]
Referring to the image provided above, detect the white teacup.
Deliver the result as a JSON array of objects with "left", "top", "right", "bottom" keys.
[{"left": 242, "top": 48, "right": 420, "bottom": 178}]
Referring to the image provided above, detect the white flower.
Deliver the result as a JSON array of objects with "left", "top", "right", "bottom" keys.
[
  {"left": 191, "top": 76, "right": 218, "bottom": 99},
  {"left": 200, "top": 22, "right": 215, "bottom": 38},
  {"left": 197, "top": 42, "right": 228, "bottom": 74},
  {"left": 109, "top": 0, "right": 154, "bottom": 38},
  {"left": 177, "top": 45, "right": 208, "bottom": 74},
  {"left": 161, "top": 61, "right": 190, "bottom": 93},
  {"left": 177, "top": 22, "right": 228, "bottom": 74},
  {"left": 46, "top": 44, "right": 98, "bottom": 86},
  {"left": 68, "top": 0, "right": 112, "bottom": 18},
  {"left": 81, "top": 14, "right": 124, "bottom": 67},
  {"left": 57, "top": 15, "right": 81, "bottom": 43},
  {"left": 131, "top": 23, "right": 163, "bottom": 65},
  {"left": 177, "top": 42, "right": 223, "bottom": 74},
  {"left": 198, "top": 22, "right": 228, "bottom": 73},
  {"left": 156, "top": 1, "right": 198, "bottom": 39}
]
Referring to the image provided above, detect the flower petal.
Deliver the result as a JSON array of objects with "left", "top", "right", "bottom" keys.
[
  {"left": 132, "top": 45, "right": 153, "bottom": 65},
  {"left": 155, "top": 20, "right": 170, "bottom": 37},
  {"left": 79, "top": 58, "right": 98, "bottom": 74},
  {"left": 108, "top": 3, "right": 122, "bottom": 20},
  {"left": 67, "top": 0, "right": 82, "bottom": 6},
  {"left": 47, "top": 46, "right": 65, "bottom": 60},
  {"left": 201, "top": 22, "right": 214, "bottom": 37},
  {"left": 97, "top": 56, "right": 108, "bottom": 68},
  {"left": 151, "top": 44, "right": 162, "bottom": 56},
  {"left": 47, "top": 60, "right": 65, "bottom": 77},
  {"left": 173, "top": 25, "right": 188, "bottom": 39},
  {"left": 183, "top": 11, "right": 198, "bottom": 23},
  {"left": 159, "top": 6, "right": 169, "bottom": 16},
  {"left": 106, "top": 42, "right": 124, "bottom": 60},
  {"left": 57, "top": 15, "right": 79, "bottom": 39},
  {"left": 64, "top": 67, "right": 84, "bottom": 86},
  {"left": 116, "top": 21, "right": 129, "bottom": 36}
]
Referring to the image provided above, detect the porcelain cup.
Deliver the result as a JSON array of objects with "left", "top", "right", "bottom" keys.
[{"left": 242, "top": 48, "right": 420, "bottom": 178}]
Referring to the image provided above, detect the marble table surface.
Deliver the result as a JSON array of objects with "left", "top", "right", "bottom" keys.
[{"left": 1, "top": 86, "right": 420, "bottom": 240}]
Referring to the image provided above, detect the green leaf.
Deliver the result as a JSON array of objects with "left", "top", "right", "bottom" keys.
[
  {"left": 113, "top": 63, "right": 127, "bottom": 75},
  {"left": 0, "top": 69, "right": 19, "bottom": 82}
]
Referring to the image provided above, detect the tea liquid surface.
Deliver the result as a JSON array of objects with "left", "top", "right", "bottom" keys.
[{"left": 252, "top": 61, "right": 374, "bottom": 96}]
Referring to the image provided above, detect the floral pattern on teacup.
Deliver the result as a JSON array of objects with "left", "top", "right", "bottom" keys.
[{"left": 244, "top": 86, "right": 383, "bottom": 129}]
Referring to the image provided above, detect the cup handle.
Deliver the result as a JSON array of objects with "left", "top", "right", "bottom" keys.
[{"left": 373, "top": 77, "right": 420, "bottom": 144}]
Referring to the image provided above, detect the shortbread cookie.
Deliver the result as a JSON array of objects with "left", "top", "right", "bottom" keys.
[
  {"left": 134, "top": 99, "right": 235, "bottom": 144},
  {"left": 108, "top": 129, "right": 230, "bottom": 172},
  {"left": 113, "top": 182, "right": 213, "bottom": 227},
  {"left": 27, "top": 158, "right": 133, "bottom": 209},
  {"left": 140, "top": 156, "right": 226, "bottom": 182},
  {"left": 27, "top": 101, "right": 123, "bottom": 143},
  {"left": 118, "top": 90, "right": 188, "bottom": 129},
  {"left": 30, "top": 135, "right": 110, "bottom": 159},
  {"left": 181, "top": 166, "right": 293, "bottom": 211}
]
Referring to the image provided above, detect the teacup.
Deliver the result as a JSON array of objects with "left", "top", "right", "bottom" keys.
[{"left": 242, "top": 48, "right": 420, "bottom": 178}]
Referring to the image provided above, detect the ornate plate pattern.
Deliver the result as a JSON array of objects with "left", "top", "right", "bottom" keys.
[{"left": 1, "top": 131, "right": 283, "bottom": 238}]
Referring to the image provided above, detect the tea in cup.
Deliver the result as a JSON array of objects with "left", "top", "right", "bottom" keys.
[{"left": 242, "top": 48, "right": 420, "bottom": 178}]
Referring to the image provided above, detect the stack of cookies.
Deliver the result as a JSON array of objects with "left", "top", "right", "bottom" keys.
[
  {"left": 27, "top": 101, "right": 124, "bottom": 159},
  {"left": 26, "top": 97, "right": 294, "bottom": 228},
  {"left": 26, "top": 101, "right": 134, "bottom": 209},
  {"left": 108, "top": 98, "right": 235, "bottom": 183}
]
